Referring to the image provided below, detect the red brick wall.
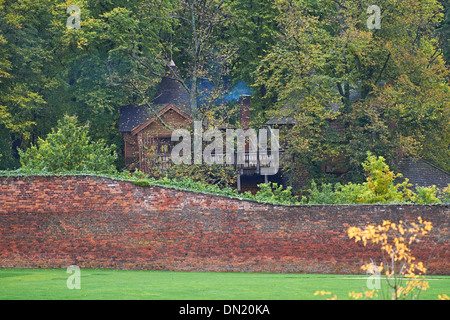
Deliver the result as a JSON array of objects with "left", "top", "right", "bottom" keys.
[{"left": 0, "top": 175, "right": 449, "bottom": 274}]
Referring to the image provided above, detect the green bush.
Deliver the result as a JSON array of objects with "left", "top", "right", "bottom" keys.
[
  {"left": 412, "top": 185, "right": 441, "bottom": 204},
  {"left": 308, "top": 181, "right": 344, "bottom": 204},
  {"left": 358, "top": 152, "right": 413, "bottom": 203},
  {"left": 442, "top": 185, "right": 450, "bottom": 204},
  {"left": 128, "top": 176, "right": 303, "bottom": 205},
  {"left": 306, "top": 152, "right": 416, "bottom": 204},
  {"left": 255, "top": 182, "right": 304, "bottom": 205}
]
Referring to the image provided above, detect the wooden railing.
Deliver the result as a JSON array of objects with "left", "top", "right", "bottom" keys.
[{"left": 143, "top": 150, "right": 285, "bottom": 173}]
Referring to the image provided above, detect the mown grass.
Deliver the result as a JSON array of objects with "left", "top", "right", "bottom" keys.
[{"left": 0, "top": 269, "right": 449, "bottom": 300}]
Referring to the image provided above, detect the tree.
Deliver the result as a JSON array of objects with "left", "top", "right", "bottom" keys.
[
  {"left": 1, "top": 0, "right": 447, "bottom": 178},
  {"left": 345, "top": 73, "right": 450, "bottom": 172},
  {"left": 225, "top": 0, "right": 280, "bottom": 123},
  {"left": 437, "top": 0, "right": 450, "bottom": 65},
  {"left": 0, "top": 0, "right": 176, "bottom": 170},
  {"left": 316, "top": 217, "right": 442, "bottom": 300},
  {"left": 253, "top": 0, "right": 355, "bottom": 184},
  {"left": 51, "top": 0, "right": 174, "bottom": 164},
  {"left": 18, "top": 115, "right": 117, "bottom": 174},
  {"left": 0, "top": 0, "right": 61, "bottom": 169},
  {"left": 109, "top": 0, "right": 239, "bottom": 123},
  {"left": 348, "top": 218, "right": 433, "bottom": 300}
]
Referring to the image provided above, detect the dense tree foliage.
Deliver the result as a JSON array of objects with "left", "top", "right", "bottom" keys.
[
  {"left": 19, "top": 115, "right": 117, "bottom": 174},
  {"left": 0, "top": 0, "right": 448, "bottom": 187},
  {"left": 437, "top": 0, "right": 450, "bottom": 65},
  {"left": 255, "top": 0, "right": 449, "bottom": 184}
]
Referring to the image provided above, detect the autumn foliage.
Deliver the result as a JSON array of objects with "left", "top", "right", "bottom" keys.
[
  {"left": 348, "top": 218, "right": 432, "bottom": 300},
  {"left": 316, "top": 217, "right": 446, "bottom": 300}
]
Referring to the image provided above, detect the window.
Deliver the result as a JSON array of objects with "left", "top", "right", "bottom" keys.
[{"left": 158, "top": 138, "right": 172, "bottom": 154}]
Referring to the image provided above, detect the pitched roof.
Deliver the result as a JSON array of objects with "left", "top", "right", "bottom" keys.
[
  {"left": 119, "top": 61, "right": 192, "bottom": 133},
  {"left": 153, "top": 60, "right": 191, "bottom": 115},
  {"left": 396, "top": 158, "right": 450, "bottom": 190},
  {"left": 119, "top": 105, "right": 151, "bottom": 133},
  {"left": 131, "top": 104, "right": 192, "bottom": 136}
]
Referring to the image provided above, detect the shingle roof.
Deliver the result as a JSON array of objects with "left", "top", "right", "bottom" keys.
[
  {"left": 119, "top": 61, "right": 191, "bottom": 133},
  {"left": 397, "top": 158, "right": 450, "bottom": 190},
  {"left": 153, "top": 61, "right": 191, "bottom": 115},
  {"left": 119, "top": 105, "right": 151, "bottom": 133}
]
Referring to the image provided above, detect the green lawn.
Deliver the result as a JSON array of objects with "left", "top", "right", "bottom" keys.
[{"left": 0, "top": 269, "right": 449, "bottom": 300}]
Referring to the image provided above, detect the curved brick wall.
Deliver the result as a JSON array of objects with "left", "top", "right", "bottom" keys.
[{"left": 0, "top": 175, "right": 449, "bottom": 274}]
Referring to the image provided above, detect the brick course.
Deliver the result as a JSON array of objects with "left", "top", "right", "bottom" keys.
[{"left": 0, "top": 175, "right": 449, "bottom": 274}]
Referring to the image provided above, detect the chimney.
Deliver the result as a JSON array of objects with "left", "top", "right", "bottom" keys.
[{"left": 240, "top": 95, "right": 251, "bottom": 130}]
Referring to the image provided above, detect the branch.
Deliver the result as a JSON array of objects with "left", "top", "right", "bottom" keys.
[
  {"left": 221, "top": 47, "right": 239, "bottom": 64},
  {"left": 106, "top": 54, "right": 175, "bottom": 131},
  {"left": 331, "top": 0, "right": 348, "bottom": 10},
  {"left": 128, "top": 48, "right": 191, "bottom": 94},
  {"left": 376, "top": 52, "right": 391, "bottom": 85},
  {"left": 427, "top": 46, "right": 441, "bottom": 68},
  {"left": 141, "top": 14, "right": 192, "bottom": 24}
]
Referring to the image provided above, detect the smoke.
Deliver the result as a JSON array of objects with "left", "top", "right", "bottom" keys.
[
  {"left": 222, "top": 80, "right": 254, "bottom": 103},
  {"left": 196, "top": 79, "right": 254, "bottom": 106}
]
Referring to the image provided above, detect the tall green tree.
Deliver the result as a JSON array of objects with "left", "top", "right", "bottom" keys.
[
  {"left": 437, "top": 0, "right": 450, "bottom": 65},
  {"left": 50, "top": 0, "right": 174, "bottom": 162},
  {"left": 255, "top": 0, "right": 449, "bottom": 184},
  {"left": 223, "top": 0, "right": 281, "bottom": 126},
  {"left": 120, "top": 0, "right": 239, "bottom": 122},
  {"left": 0, "top": 0, "right": 60, "bottom": 169},
  {"left": 0, "top": 0, "right": 174, "bottom": 170}
]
